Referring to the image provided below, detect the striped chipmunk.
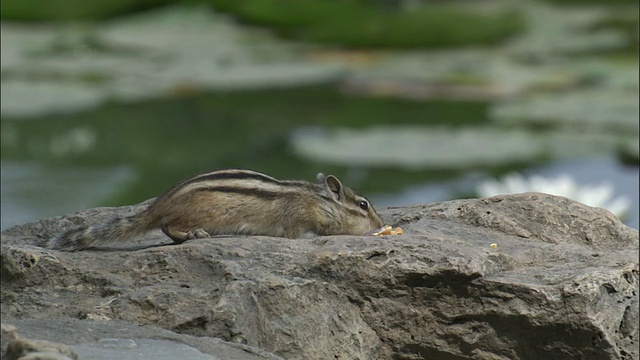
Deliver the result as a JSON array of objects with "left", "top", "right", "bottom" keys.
[{"left": 45, "top": 169, "right": 385, "bottom": 251}]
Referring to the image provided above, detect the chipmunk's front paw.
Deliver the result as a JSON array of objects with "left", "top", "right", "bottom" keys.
[{"left": 187, "top": 229, "right": 210, "bottom": 239}]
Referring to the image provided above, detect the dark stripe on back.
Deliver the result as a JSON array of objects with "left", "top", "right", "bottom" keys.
[
  {"left": 162, "top": 170, "right": 315, "bottom": 199},
  {"left": 196, "top": 186, "right": 284, "bottom": 200},
  {"left": 178, "top": 170, "right": 314, "bottom": 191}
]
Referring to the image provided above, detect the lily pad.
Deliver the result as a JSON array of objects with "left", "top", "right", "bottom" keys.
[
  {"left": 490, "top": 89, "right": 639, "bottom": 134},
  {"left": 289, "top": 126, "right": 625, "bottom": 169},
  {"left": 1, "top": 79, "right": 105, "bottom": 119},
  {"left": 504, "top": 2, "right": 629, "bottom": 57}
]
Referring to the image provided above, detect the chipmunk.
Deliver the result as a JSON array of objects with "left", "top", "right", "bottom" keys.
[{"left": 45, "top": 169, "right": 384, "bottom": 251}]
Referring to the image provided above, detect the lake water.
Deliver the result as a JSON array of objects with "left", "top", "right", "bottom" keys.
[{"left": 1, "top": 88, "right": 637, "bottom": 230}]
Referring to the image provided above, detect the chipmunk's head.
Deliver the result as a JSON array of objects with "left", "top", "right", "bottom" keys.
[{"left": 316, "top": 173, "right": 384, "bottom": 235}]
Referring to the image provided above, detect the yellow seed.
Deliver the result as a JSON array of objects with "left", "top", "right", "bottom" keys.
[
  {"left": 489, "top": 243, "right": 497, "bottom": 248},
  {"left": 372, "top": 225, "right": 404, "bottom": 236}
]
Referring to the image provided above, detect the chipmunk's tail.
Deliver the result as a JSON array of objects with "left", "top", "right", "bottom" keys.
[{"left": 44, "top": 213, "right": 152, "bottom": 252}]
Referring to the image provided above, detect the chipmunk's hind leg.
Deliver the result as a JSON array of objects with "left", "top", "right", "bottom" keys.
[{"left": 161, "top": 224, "right": 210, "bottom": 244}]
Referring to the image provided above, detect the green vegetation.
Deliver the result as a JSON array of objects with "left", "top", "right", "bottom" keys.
[
  {"left": 2, "top": 0, "right": 525, "bottom": 49},
  {"left": 544, "top": 0, "right": 637, "bottom": 4},
  {"left": 209, "top": 0, "right": 525, "bottom": 48},
  {"left": 1, "top": 0, "right": 170, "bottom": 21}
]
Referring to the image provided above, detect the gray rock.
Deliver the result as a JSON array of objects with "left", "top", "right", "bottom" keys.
[
  {"left": 2, "top": 323, "right": 78, "bottom": 360},
  {"left": 1, "top": 193, "right": 638, "bottom": 359},
  {"left": 3, "top": 320, "right": 282, "bottom": 360}
]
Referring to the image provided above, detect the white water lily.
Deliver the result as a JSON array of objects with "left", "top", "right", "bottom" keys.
[{"left": 476, "top": 173, "right": 631, "bottom": 220}]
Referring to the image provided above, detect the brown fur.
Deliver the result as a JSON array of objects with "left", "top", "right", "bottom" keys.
[{"left": 45, "top": 169, "right": 384, "bottom": 251}]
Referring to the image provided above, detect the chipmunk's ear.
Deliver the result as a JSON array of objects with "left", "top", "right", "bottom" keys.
[
  {"left": 315, "top": 173, "right": 326, "bottom": 184},
  {"left": 324, "top": 175, "right": 344, "bottom": 201}
]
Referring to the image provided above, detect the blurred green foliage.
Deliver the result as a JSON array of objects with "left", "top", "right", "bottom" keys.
[
  {"left": 544, "top": 0, "right": 637, "bottom": 3},
  {"left": 202, "top": 0, "right": 525, "bottom": 48},
  {"left": 4, "top": 0, "right": 633, "bottom": 50},
  {"left": 3, "top": 0, "right": 525, "bottom": 48},
  {"left": 1, "top": 0, "right": 170, "bottom": 21}
]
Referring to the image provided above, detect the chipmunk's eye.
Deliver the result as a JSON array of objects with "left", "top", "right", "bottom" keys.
[{"left": 359, "top": 200, "right": 369, "bottom": 210}]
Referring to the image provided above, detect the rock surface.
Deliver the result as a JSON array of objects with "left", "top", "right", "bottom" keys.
[
  {"left": 2, "top": 323, "right": 78, "bottom": 360},
  {"left": 1, "top": 193, "right": 638, "bottom": 359},
  {"left": 1, "top": 320, "right": 282, "bottom": 360}
]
